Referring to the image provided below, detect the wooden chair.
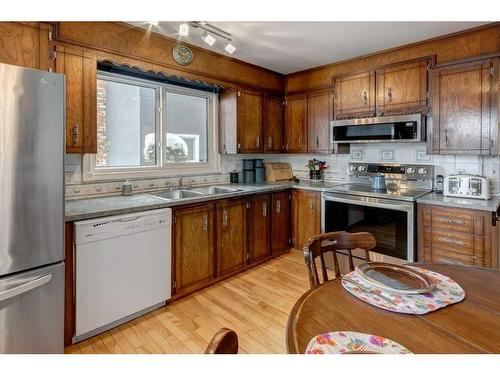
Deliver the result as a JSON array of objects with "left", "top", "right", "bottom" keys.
[
  {"left": 303, "top": 231, "right": 376, "bottom": 289},
  {"left": 205, "top": 328, "right": 239, "bottom": 354}
]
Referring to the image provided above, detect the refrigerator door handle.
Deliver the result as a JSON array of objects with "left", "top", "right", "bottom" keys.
[{"left": 0, "top": 273, "right": 53, "bottom": 303}]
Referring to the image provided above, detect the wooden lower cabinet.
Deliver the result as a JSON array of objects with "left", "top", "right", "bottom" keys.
[
  {"left": 418, "top": 204, "right": 498, "bottom": 269},
  {"left": 173, "top": 204, "right": 216, "bottom": 295},
  {"left": 292, "top": 190, "right": 321, "bottom": 250},
  {"left": 249, "top": 195, "right": 271, "bottom": 263},
  {"left": 216, "top": 199, "right": 248, "bottom": 276},
  {"left": 271, "top": 191, "right": 291, "bottom": 255}
]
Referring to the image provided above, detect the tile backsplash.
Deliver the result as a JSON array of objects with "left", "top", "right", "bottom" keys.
[{"left": 64, "top": 142, "right": 500, "bottom": 199}]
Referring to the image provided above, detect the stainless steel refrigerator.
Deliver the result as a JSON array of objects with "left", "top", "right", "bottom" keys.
[{"left": 0, "top": 63, "right": 65, "bottom": 353}]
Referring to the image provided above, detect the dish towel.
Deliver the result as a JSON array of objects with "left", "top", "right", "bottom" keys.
[
  {"left": 306, "top": 331, "right": 412, "bottom": 354},
  {"left": 341, "top": 266, "right": 465, "bottom": 314}
]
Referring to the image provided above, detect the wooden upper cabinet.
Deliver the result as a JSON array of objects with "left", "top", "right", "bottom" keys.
[
  {"left": 219, "top": 88, "right": 238, "bottom": 154},
  {"left": 0, "top": 22, "right": 51, "bottom": 71},
  {"left": 238, "top": 87, "right": 263, "bottom": 153},
  {"left": 55, "top": 45, "right": 97, "bottom": 154},
  {"left": 308, "top": 89, "right": 333, "bottom": 154},
  {"left": 284, "top": 94, "right": 308, "bottom": 153},
  {"left": 263, "top": 93, "right": 284, "bottom": 153},
  {"left": 216, "top": 199, "right": 248, "bottom": 276},
  {"left": 333, "top": 71, "right": 376, "bottom": 119},
  {"left": 292, "top": 190, "right": 321, "bottom": 250},
  {"left": 173, "top": 204, "right": 216, "bottom": 296},
  {"left": 271, "top": 191, "right": 291, "bottom": 255},
  {"left": 249, "top": 195, "right": 271, "bottom": 263},
  {"left": 429, "top": 57, "right": 499, "bottom": 155},
  {"left": 219, "top": 86, "right": 264, "bottom": 154},
  {"left": 376, "top": 58, "right": 430, "bottom": 116}
]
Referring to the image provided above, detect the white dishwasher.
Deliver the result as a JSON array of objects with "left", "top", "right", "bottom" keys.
[{"left": 74, "top": 208, "right": 171, "bottom": 342}]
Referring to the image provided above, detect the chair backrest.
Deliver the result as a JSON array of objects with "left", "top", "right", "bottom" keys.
[
  {"left": 303, "top": 231, "right": 376, "bottom": 289},
  {"left": 205, "top": 328, "right": 239, "bottom": 354}
]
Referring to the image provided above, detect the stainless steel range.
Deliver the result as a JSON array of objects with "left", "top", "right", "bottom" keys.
[{"left": 322, "top": 162, "right": 433, "bottom": 268}]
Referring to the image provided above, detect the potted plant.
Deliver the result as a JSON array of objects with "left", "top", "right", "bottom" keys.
[{"left": 307, "top": 159, "right": 328, "bottom": 181}]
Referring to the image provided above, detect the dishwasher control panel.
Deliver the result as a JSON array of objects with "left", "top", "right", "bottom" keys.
[{"left": 74, "top": 208, "right": 172, "bottom": 245}]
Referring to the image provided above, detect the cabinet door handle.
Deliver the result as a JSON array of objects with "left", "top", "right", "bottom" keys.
[
  {"left": 444, "top": 129, "right": 449, "bottom": 145},
  {"left": 72, "top": 122, "right": 80, "bottom": 145},
  {"left": 316, "top": 136, "right": 319, "bottom": 148},
  {"left": 309, "top": 201, "right": 314, "bottom": 212},
  {"left": 223, "top": 144, "right": 227, "bottom": 154},
  {"left": 298, "top": 137, "right": 302, "bottom": 148},
  {"left": 363, "top": 90, "right": 368, "bottom": 106},
  {"left": 222, "top": 209, "right": 228, "bottom": 226},
  {"left": 387, "top": 87, "right": 393, "bottom": 103},
  {"left": 276, "top": 199, "right": 281, "bottom": 213},
  {"left": 268, "top": 136, "right": 273, "bottom": 148},
  {"left": 263, "top": 202, "right": 267, "bottom": 217},
  {"left": 202, "top": 214, "right": 208, "bottom": 232},
  {"left": 256, "top": 137, "right": 260, "bottom": 148}
]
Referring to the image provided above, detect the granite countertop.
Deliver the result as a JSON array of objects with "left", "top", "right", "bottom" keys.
[
  {"left": 417, "top": 192, "right": 500, "bottom": 213},
  {"left": 65, "top": 180, "right": 344, "bottom": 222}
]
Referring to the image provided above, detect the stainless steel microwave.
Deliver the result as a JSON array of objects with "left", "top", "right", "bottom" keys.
[{"left": 330, "top": 114, "right": 424, "bottom": 144}]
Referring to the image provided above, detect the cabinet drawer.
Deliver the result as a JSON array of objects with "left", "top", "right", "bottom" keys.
[
  {"left": 427, "top": 207, "right": 483, "bottom": 235},
  {"left": 431, "top": 246, "right": 483, "bottom": 267},
  {"left": 430, "top": 230, "right": 477, "bottom": 256}
]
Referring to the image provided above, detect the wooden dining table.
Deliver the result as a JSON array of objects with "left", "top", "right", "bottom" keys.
[{"left": 286, "top": 263, "right": 500, "bottom": 354}]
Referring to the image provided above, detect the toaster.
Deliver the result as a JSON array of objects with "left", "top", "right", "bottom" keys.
[{"left": 443, "top": 174, "right": 491, "bottom": 200}]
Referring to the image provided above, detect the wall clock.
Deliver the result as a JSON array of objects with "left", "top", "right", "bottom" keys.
[{"left": 172, "top": 44, "right": 194, "bottom": 66}]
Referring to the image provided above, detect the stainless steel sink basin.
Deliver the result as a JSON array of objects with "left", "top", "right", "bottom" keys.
[
  {"left": 192, "top": 186, "right": 242, "bottom": 195},
  {"left": 149, "top": 189, "right": 205, "bottom": 200}
]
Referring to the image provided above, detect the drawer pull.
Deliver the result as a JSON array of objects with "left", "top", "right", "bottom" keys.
[
  {"left": 437, "top": 237, "right": 466, "bottom": 246},
  {"left": 438, "top": 257, "right": 466, "bottom": 265},
  {"left": 276, "top": 200, "right": 281, "bottom": 213},
  {"left": 436, "top": 217, "right": 465, "bottom": 225}
]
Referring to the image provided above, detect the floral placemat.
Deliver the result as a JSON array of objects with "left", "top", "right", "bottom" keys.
[
  {"left": 306, "top": 331, "right": 412, "bottom": 354},
  {"left": 341, "top": 266, "right": 465, "bottom": 314}
]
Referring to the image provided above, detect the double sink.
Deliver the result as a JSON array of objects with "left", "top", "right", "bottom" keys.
[{"left": 147, "top": 185, "right": 242, "bottom": 201}]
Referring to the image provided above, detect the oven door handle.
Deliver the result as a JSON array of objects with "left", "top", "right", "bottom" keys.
[{"left": 322, "top": 192, "right": 414, "bottom": 212}]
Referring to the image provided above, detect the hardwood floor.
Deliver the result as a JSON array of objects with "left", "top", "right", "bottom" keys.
[{"left": 65, "top": 249, "right": 314, "bottom": 354}]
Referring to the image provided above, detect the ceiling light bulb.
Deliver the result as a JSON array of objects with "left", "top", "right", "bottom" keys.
[
  {"left": 179, "top": 23, "right": 189, "bottom": 36},
  {"left": 202, "top": 31, "right": 216, "bottom": 46},
  {"left": 149, "top": 21, "right": 159, "bottom": 26},
  {"left": 224, "top": 42, "right": 236, "bottom": 55}
]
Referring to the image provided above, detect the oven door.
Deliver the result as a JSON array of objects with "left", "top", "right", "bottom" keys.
[{"left": 321, "top": 192, "right": 415, "bottom": 263}]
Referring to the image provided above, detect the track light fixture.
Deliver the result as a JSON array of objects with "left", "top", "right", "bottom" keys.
[
  {"left": 188, "top": 22, "right": 236, "bottom": 55},
  {"left": 179, "top": 23, "right": 189, "bottom": 36},
  {"left": 201, "top": 29, "right": 216, "bottom": 46},
  {"left": 224, "top": 40, "right": 236, "bottom": 55}
]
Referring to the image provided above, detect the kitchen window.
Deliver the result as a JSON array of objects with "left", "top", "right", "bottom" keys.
[{"left": 83, "top": 71, "right": 219, "bottom": 181}]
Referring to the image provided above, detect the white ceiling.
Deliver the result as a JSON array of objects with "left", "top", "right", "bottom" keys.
[{"left": 129, "top": 22, "right": 489, "bottom": 74}]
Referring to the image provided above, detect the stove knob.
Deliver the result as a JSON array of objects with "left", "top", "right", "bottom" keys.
[
  {"left": 418, "top": 168, "right": 428, "bottom": 175},
  {"left": 350, "top": 165, "right": 358, "bottom": 172},
  {"left": 406, "top": 167, "right": 416, "bottom": 174},
  {"left": 358, "top": 165, "right": 366, "bottom": 172}
]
